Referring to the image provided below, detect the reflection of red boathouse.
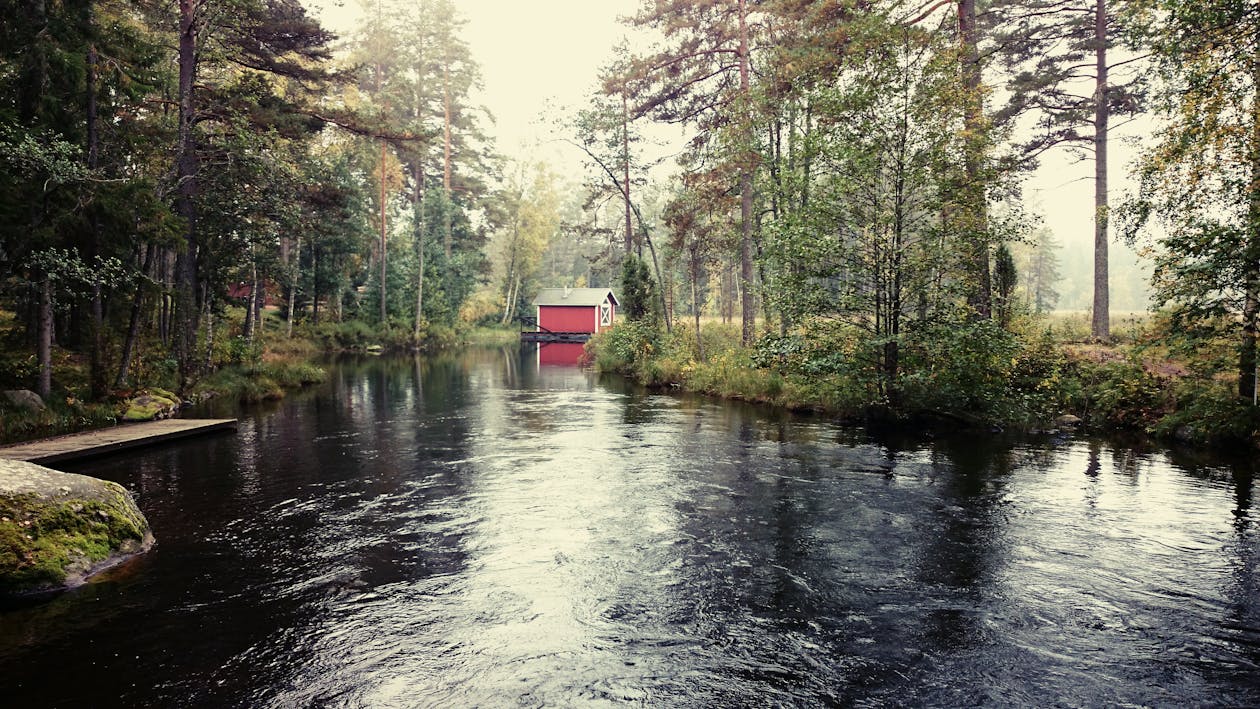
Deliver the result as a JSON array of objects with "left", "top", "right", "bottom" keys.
[{"left": 536, "top": 341, "right": 586, "bottom": 366}]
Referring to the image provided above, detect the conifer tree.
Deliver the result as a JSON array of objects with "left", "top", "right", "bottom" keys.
[
  {"left": 620, "top": 0, "right": 759, "bottom": 344},
  {"left": 993, "top": 0, "right": 1145, "bottom": 339}
]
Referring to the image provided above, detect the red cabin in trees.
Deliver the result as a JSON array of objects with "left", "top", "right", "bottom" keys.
[{"left": 530, "top": 287, "right": 618, "bottom": 339}]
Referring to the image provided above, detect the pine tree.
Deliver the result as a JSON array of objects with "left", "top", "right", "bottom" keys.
[
  {"left": 993, "top": 242, "right": 1018, "bottom": 327},
  {"left": 620, "top": 0, "right": 759, "bottom": 344},
  {"left": 993, "top": 0, "right": 1146, "bottom": 339}
]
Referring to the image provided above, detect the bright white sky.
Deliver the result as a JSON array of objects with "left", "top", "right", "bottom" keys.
[
  {"left": 309, "top": 0, "right": 1142, "bottom": 305},
  {"left": 311, "top": 0, "right": 648, "bottom": 169}
]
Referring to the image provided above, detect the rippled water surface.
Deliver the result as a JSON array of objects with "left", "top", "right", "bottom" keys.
[{"left": 3, "top": 348, "right": 1260, "bottom": 706}]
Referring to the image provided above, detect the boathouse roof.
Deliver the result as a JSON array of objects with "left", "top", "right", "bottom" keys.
[{"left": 532, "top": 288, "right": 618, "bottom": 307}]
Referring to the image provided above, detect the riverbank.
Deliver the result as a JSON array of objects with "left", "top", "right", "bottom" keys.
[
  {"left": 0, "top": 310, "right": 520, "bottom": 444},
  {"left": 586, "top": 315, "right": 1260, "bottom": 448},
  {"left": 0, "top": 337, "right": 326, "bottom": 445}
]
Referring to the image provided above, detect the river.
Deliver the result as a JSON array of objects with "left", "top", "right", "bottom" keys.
[{"left": 2, "top": 347, "right": 1259, "bottom": 706}]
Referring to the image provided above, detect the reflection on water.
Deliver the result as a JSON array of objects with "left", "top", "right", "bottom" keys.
[
  {"left": 533, "top": 341, "right": 586, "bottom": 367},
  {"left": 2, "top": 348, "right": 1259, "bottom": 707}
]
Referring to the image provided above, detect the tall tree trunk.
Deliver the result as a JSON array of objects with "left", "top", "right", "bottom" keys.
[
  {"left": 243, "top": 244, "right": 257, "bottom": 343},
  {"left": 159, "top": 280, "right": 168, "bottom": 344},
  {"left": 1243, "top": 276, "right": 1258, "bottom": 403},
  {"left": 413, "top": 165, "right": 425, "bottom": 342},
  {"left": 17, "top": 0, "right": 48, "bottom": 122},
  {"left": 443, "top": 61, "right": 453, "bottom": 259},
  {"left": 174, "top": 0, "right": 199, "bottom": 389},
  {"left": 36, "top": 276, "right": 52, "bottom": 400},
  {"left": 1092, "top": 0, "right": 1111, "bottom": 340},
  {"left": 639, "top": 221, "right": 672, "bottom": 332},
  {"left": 311, "top": 247, "right": 320, "bottom": 325},
  {"left": 379, "top": 140, "right": 388, "bottom": 325},
  {"left": 958, "top": 0, "right": 991, "bottom": 318},
  {"left": 623, "top": 90, "right": 633, "bottom": 259},
  {"left": 116, "top": 245, "right": 154, "bottom": 388},
  {"left": 286, "top": 235, "right": 299, "bottom": 338},
  {"left": 86, "top": 41, "right": 107, "bottom": 398},
  {"left": 691, "top": 250, "right": 704, "bottom": 361},
  {"left": 255, "top": 279, "right": 265, "bottom": 331},
  {"left": 1240, "top": 51, "right": 1260, "bottom": 401},
  {"left": 501, "top": 274, "right": 519, "bottom": 326},
  {"left": 737, "top": 0, "right": 756, "bottom": 345},
  {"left": 202, "top": 298, "right": 214, "bottom": 373}
]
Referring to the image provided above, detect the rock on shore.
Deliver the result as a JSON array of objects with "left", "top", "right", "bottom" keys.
[
  {"left": 123, "top": 387, "right": 181, "bottom": 421},
  {"left": 0, "top": 459, "right": 154, "bottom": 597}
]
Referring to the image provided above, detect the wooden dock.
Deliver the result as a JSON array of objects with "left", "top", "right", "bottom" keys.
[
  {"left": 0, "top": 418, "right": 237, "bottom": 465},
  {"left": 520, "top": 331, "right": 591, "bottom": 343}
]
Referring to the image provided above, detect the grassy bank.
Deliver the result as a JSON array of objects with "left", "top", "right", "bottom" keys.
[
  {"left": 0, "top": 340, "right": 329, "bottom": 444},
  {"left": 586, "top": 314, "right": 1260, "bottom": 448},
  {"left": 0, "top": 306, "right": 523, "bottom": 444}
]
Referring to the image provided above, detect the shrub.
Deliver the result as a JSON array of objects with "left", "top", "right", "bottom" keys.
[
  {"left": 1066, "top": 355, "right": 1171, "bottom": 431},
  {"left": 589, "top": 320, "right": 661, "bottom": 376},
  {"left": 899, "top": 317, "right": 1021, "bottom": 418},
  {"left": 0, "top": 395, "right": 120, "bottom": 444},
  {"left": 1154, "top": 378, "right": 1260, "bottom": 444}
]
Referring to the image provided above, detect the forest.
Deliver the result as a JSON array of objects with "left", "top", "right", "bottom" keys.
[{"left": 2, "top": 0, "right": 1259, "bottom": 445}]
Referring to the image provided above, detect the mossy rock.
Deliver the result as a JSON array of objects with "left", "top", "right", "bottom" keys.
[
  {"left": 0, "top": 459, "right": 154, "bottom": 597},
  {"left": 147, "top": 387, "right": 179, "bottom": 403},
  {"left": 122, "top": 389, "right": 181, "bottom": 421}
]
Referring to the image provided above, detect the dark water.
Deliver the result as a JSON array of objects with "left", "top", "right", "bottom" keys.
[{"left": 3, "top": 348, "right": 1260, "bottom": 707}]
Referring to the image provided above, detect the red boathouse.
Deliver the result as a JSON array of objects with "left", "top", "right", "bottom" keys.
[{"left": 531, "top": 287, "right": 618, "bottom": 337}]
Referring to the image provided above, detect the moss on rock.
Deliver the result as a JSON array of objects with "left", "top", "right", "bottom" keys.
[
  {"left": 0, "top": 459, "right": 153, "bottom": 597},
  {"left": 122, "top": 389, "right": 180, "bottom": 421}
]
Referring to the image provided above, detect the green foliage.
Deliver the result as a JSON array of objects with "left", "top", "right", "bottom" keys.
[
  {"left": 0, "top": 125, "right": 88, "bottom": 185},
  {"left": 463, "top": 326, "right": 520, "bottom": 347},
  {"left": 993, "top": 243, "right": 1018, "bottom": 327},
  {"left": 1155, "top": 378, "right": 1260, "bottom": 444},
  {"left": 0, "top": 396, "right": 120, "bottom": 444},
  {"left": 190, "top": 359, "right": 325, "bottom": 404},
  {"left": 1121, "top": 0, "right": 1260, "bottom": 400},
  {"left": 589, "top": 319, "right": 661, "bottom": 376},
  {"left": 0, "top": 352, "right": 39, "bottom": 389},
  {"left": 310, "top": 320, "right": 378, "bottom": 350},
  {"left": 619, "top": 255, "right": 659, "bottom": 323},
  {"left": 1066, "top": 355, "right": 1171, "bottom": 431},
  {"left": 899, "top": 317, "right": 1022, "bottom": 419}
]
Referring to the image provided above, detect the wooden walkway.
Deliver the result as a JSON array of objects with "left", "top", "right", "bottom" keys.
[
  {"left": 520, "top": 331, "right": 591, "bottom": 343},
  {"left": 0, "top": 419, "right": 237, "bottom": 465}
]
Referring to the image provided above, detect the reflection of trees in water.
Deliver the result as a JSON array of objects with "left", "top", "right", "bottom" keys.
[
  {"left": 620, "top": 390, "right": 658, "bottom": 429},
  {"left": 903, "top": 433, "right": 1016, "bottom": 653},
  {"left": 1198, "top": 456, "right": 1260, "bottom": 677},
  {"left": 333, "top": 352, "right": 477, "bottom": 584},
  {"left": 651, "top": 402, "right": 847, "bottom": 702}
]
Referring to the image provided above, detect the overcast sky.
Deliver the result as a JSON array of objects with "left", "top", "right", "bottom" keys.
[{"left": 311, "top": 0, "right": 648, "bottom": 168}]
